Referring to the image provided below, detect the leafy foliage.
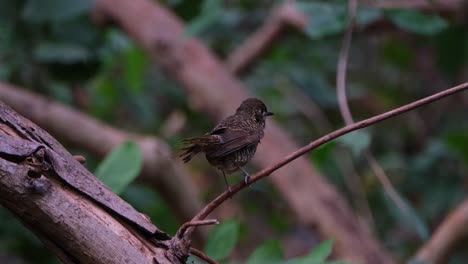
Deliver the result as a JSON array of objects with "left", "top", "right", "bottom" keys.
[
  {"left": 95, "top": 140, "right": 143, "bottom": 194},
  {"left": 246, "top": 240, "right": 283, "bottom": 264},
  {"left": 385, "top": 9, "right": 449, "bottom": 35},
  {"left": 204, "top": 219, "right": 240, "bottom": 261},
  {"left": 22, "top": 0, "right": 94, "bottom": 22},
  {"left": 0, "top": 0, "right": 467, "bottom": 263},
  {"left": 243, "top": 239, "right": 347, "bottom": 264}
]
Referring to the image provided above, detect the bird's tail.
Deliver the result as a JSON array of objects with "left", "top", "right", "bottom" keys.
[{"left": 179, "top": 135, "right": 216, "bottom": 163}]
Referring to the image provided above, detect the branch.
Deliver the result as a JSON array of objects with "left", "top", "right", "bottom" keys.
[
  {"left": 225, "top": 0, "right": 306, "bottom": 74},
  {"left": 337, "top": 0, "right": 416, "bottom": 230},
  {"left": 93, "top": 0, "right": 395, "bottom": 262},
  {"left": 0, "top": 82, "right": 202, "bottom": 226},
  {"left": 177, "top": 219, "right": 219, "bottom": 238},
  {"left": 0, "top": 101, "right": 187, "bottom": 264},
  {"left": 336, "top": 0, "right": 357, "bottom": 126},
  {"left": 334, "top": 0, "right": 377, "bottom": 228},
  {"left": 189, "top": 82, "right": 468, "bottom": 225},
  {"left": 412, "top": 198, "right": 468, "bottom": 263},
  {"left": 189, "top": 247, "right": 219, "bottom": 264}
]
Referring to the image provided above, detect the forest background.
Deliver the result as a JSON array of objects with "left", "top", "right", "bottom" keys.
[{"left": 0, "top": 0, "right": 467, "bottom": 263}]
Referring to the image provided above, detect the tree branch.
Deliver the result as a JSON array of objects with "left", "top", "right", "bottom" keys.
[
  {"left": 0, "top": 101, "right": 187, "bottom": 264},
  {"left": 337, "top": 0, "right": 421, "bottom": 233},
  {"left": 412, "top": 198, "right": 468, "bottom": 263},
  {"left": 189, "top": 247, "right": 219, "bottom": 264},
  {"left": 188, "top": 82, "right": 468, "bottom": 228},
  {"left": 225, "top": 0, "right": 306, "bottom": 74},
  {"left": 93, "top": 0, "right": 395, "bottom": 262},
  {"left": 0, "top": 82, "right": 202, "bottom": 227},
  {"left": 177, "top": 219, "right": 218, "bottom": 239}
]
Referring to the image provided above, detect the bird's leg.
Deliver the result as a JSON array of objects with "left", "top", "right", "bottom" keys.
[
  {"left": 221, "top": 170, "right": 233, "bottom": 196},
  {"left": 239, "top": 167, "right": 251, "bottom": 184}
]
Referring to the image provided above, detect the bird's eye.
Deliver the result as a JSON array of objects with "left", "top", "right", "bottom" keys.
[{"left": 255, "top": 112, "right": 263, "bottom": 122}]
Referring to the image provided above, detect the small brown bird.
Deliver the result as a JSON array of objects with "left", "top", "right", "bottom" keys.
[{"left": 180, "top": 98, "right": 273, "bottom": 191}]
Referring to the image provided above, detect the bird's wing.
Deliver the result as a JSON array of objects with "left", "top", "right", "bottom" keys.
[{"left": 207, "top": 119, "right": 260, "bottom": 158}]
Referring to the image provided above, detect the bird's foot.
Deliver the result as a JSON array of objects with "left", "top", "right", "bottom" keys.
[
  {"left": 244, "top": 175, "right": 250, "bottom": 185},
  {"left": 239, "top": 167, "right": 251, "bottom": 186},
  {"left": 226, "top": 186, "right": 233, "bottom": 199}
]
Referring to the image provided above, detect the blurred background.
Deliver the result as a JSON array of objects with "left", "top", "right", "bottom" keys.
[{"left": 0, "top": 0, "right": 467, "bottom": 263}]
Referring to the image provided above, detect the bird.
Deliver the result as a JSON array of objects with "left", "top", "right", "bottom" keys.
[{"left": 180, "top": 98, "right": 273, "bottom": 192}]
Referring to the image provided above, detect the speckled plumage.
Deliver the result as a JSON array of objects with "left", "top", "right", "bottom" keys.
[{"left": 180, "top": 98, "right": 273, "bottom": 188}]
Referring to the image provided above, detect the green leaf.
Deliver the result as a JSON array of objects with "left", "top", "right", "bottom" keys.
[
  {"left": 407, "top": 259, "right": 430, "bottom": 264},
  {"left": 246, "top": 240, "right": 283, "bottom": 264},
  {"left": 296, "top": 2, "right": 346, "bottom": 39},
  {"left": 95, "top": 140, "right": 143, "bottom": 194},
  {"left": 306, "top": 240, "right": 333, "bottom": 261},
  {"left": 34, "top": 42, "right": 91, "bottom": 64},
  {"left": 22, "top": 0, "right": 94, "bottom": 22},
  {"left": 204, "top": 219, "right": 240, "bottom": 261},
  {"left": 436, "top": 27, "right": 468, "bottom": 76},
  {"left": 187, "top": 255, "right": 208, "bottom": 264},
  {"left": 121, "top": 184, "right": 179, "bottom": 234},
  {"left": 385, "top": 9, "right": 448, "bottom": 35},
  {"left": 287, "top": 240, "right": 334, "bottom": 264},
  {"left": 310, "top": 141, "right": 336, "bottom": 168},
  {"left": 186, "top": 0, "right": 223, "bottom": 36},
  {"left": 384, "top": 191, "right": 429, "bottom": 240},
  {"left": 294, "top": 2, "right": 382, "bottom": 39},
  {"left": 355, "top": 7, "right": 382, "bottom": 27},
  {"left": 124, "top": 47, "right": 148, "bottom": 93},
  {"left": 411, "top": 141, "right": 447, "bottom": 175},
  {"left": 445, "top": 131, "right": 468, "bottom": 162},
  {"left": 337, "top": 130, "right": 370, "bottom": 156},
  {"left": 381, "top": 38, "right": 413, "bottom": 69}
]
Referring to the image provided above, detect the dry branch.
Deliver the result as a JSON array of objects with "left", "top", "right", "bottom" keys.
[
  {"left": 336, "top": 0, "right": 420, "bottom": 230},
  {"left": 187, "top": 81, "right": 468, "bottom": 233},
  {"left": 189, "top": 247, "right": 219, "bottom": 264},
  {"left": 93, "top": 0, "right": 394, "bottom": 262},
  {"left": 225, "top": 0, "right": 306, "bottom": 74},
  {"left": 412, "top": 198, "right": 468, "bottom": 263},
  {"left": 0, "top": 82, "right": 202, "bottom": 225},
  {"left": 0, "top": 101, "right": 188, "bottom": 264}
]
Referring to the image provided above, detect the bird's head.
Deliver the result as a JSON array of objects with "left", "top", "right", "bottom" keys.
[{"left": 236, "top": 98, "right": 274, "bottom": 124}]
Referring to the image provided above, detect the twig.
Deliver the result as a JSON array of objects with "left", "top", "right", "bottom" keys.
[
  {"left": 279, "top": 81, "right": 374, "bottom": 228},
  {"left": 189, "top": 247, "right": 219, "bottom": 264},
  {"left": 186, "top": 82, "right": 468, "bottom": 235},
  {"left": 337, "top": 147, "right": 376, "bottom": 230},
  {"left": 334, "top": 0, "right": 377, "bottom": 229},
  {"left": 336, "top": 0, "right": 357, "bottom": 125},
  {"left": 177, "top": 219, "right": 219, "bottom": 238},
  {"left": 412, "top": 198, "right": 468, "bottom": 263},
  {"left": 93, "top": 0, "right": 455, "bottom": 260},
  {"left": 225, "top": 0, "right": 306, "bottom": 74},
  {"left": 336, "top": 0, "right": 412, "bottom": 226}
]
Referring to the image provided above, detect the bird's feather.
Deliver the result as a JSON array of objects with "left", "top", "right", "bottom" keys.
[{"left": 206, "top": 120, "right": 261, "bottom": 158}]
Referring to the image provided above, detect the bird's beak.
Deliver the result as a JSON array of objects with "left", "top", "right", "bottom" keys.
[{"left": 264, "top": 111, "right": 274, "bottom": 117}]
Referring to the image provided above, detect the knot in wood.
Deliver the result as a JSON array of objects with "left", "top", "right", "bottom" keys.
[
  {"left": 23, "top": 147, "right": 51, "bottom": 178},
  {"left": 165, "top": 237, "right": 190, "bottom": 264}
]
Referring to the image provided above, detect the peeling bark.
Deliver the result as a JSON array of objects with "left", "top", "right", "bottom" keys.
[{"left": 0, "top": 101, "right": 187, "bottom": 264}]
